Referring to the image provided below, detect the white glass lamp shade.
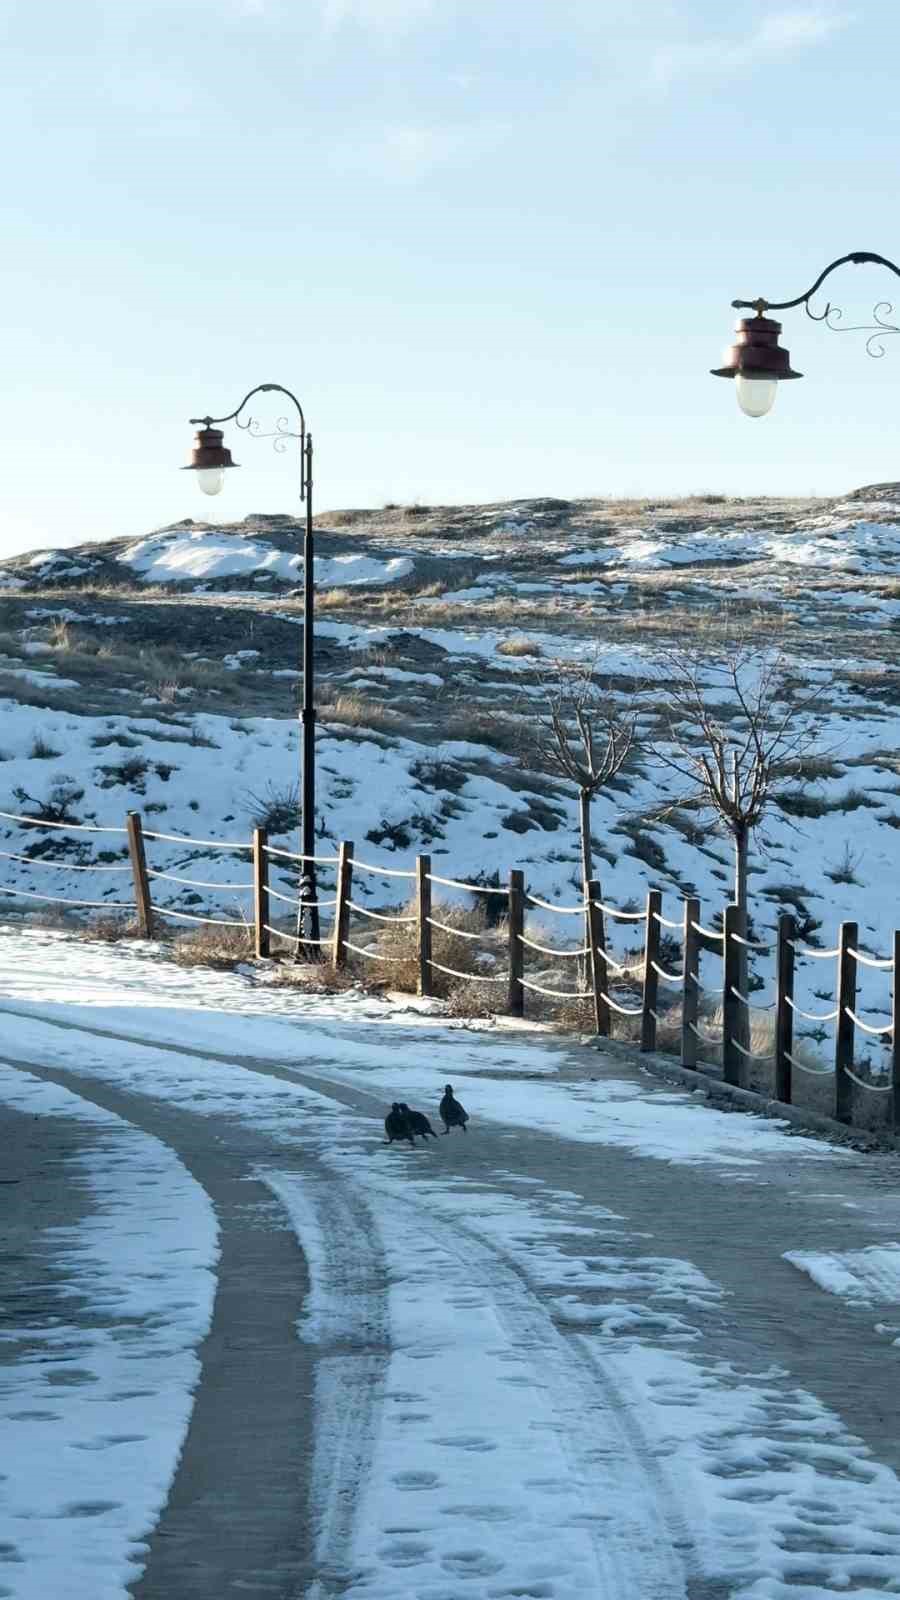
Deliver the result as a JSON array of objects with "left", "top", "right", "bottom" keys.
[
  {"left": 195, "top": 466, "right": 226, "bottom": 496},
  {"left": 734, "top": 373, "right": 777, "bottom": 418}
]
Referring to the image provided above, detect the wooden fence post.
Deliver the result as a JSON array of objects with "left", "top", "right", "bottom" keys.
[
  {"left": 722, "top": 903, "right": 742, "bottom": 1087},
  {"left": 641, "top": 890, "right": 661, "bottom": 1053},
  {"left": 333, "top": 840, "right": 354, "bottom": 968},
  {"left": 126, "top": 810, "right": 153, "bottom": 939},
  {"left": 586, "top": 878, "right": 609, "bottom": 1037},
  {"left": 834, "top": 920, "right": 858, "bottom": 1125},
  {"left": 416, "top": 854, "right": 432, "bottom": 997},
  {"left": 253, "top": 827, "right": 270, "bottom": 959},
  {"left": 774, "top": 912, "right": 795, "bottom": 1104},
  {"left": 681, "top": 896, "right": 700, "bottom": 1069},
  {"left": 508, "top": 868, "right": 524, "bottom": 1018},
  {"left": 892, "top": 930, "right": 900, "bottom": 1137}
]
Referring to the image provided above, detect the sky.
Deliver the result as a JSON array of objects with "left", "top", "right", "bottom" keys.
[{"left": 1, "top": 0, "right": 899, "bottom": 556}]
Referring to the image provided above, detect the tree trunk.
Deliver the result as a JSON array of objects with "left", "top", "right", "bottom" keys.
[
  {"left": 732, "top": 825, "right": 750, "bottom": 1051},
  {"left": 579, "top": 789, "right": 593, "bottom": 890},
  {"left": 579, "top": 789, "right": 593, "bottom": 992},
  {"left": 734, "top": 825, "right": 748, "bottom": 916}
]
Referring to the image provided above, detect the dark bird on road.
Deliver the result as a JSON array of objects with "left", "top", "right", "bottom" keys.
[
  {"left": 385, "top": 1103, "right": 414, "bottom": 1147},
  {"left": 439, "top": 1084, "right": 469, "bottom": 1134},
  {"left": 399, "top": 1103, "right": 437, "bottom": 1140}
]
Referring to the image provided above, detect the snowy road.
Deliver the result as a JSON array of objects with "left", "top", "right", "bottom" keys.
[{"left": 3, "top": 931, "right": 900, "bottom": 1599}]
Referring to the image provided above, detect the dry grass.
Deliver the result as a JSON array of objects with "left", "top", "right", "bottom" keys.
[
  {"left": 319, "top": 692, "right": 400, "bottom": 730},
  {"left": 350, "top": 896, "right": 504, "bottom": 1000},
  {"left": 170, "top": 923, "right": 254, "bottom": 967},
  {"left": 496, "top": 635, "right": 543, "bottom": 659}
]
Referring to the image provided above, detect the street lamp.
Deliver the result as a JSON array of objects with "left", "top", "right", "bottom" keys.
[
  {"left": 183, "top": 383, "right": 320, "bottom": 956},
  {"left": 712, "top": 250, "right": 900, "bottom": 416}
]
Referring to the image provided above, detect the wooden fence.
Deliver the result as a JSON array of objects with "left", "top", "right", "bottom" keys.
[{"left": 1, "top": 804, "right": 898, "bottom": 1135}]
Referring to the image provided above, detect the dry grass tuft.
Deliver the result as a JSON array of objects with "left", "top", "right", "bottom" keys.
[
  {"left": 496, "top": 635, "right": 542, "bottom": 658},
  {"left": 170, "top": 923, "right": 254, "bottom": 968},
  {"left": 350, "top": 896, "right": 504, "bottom": 1000},
  {"left": 320, "top": 692, "right": 399, "bottom": 730}
]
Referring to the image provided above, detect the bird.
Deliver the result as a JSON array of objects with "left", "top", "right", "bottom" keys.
[
  {"left": 399, "top": 1103, "right": 437, "bottom": 1141},
  {"left": 439, "top": 1084, "right": 469, "bottom": 1134},
  {"left": 384, "top": 1103, "right": 414, "bottom": 1147}
]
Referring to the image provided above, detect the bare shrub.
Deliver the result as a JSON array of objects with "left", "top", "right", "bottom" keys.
[
  {"left": 29, "top": 735, "right": 62, "bottom": 759},
  {"left": 242, "top": 781, "right": 300, "bottom": 835}
]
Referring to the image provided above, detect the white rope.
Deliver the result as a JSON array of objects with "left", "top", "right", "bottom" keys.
[
  {"left": 651, "top": 961, "right": 684, "bottom": 984},
  {"left": 845, "top": 1008, "right": 893, "bottom": 1038},
  {"left": 262, "top": 844, "right": 338, "bottom": 864},
  {"left": 594, "top": 949, "right": 643, "bottom": 977},
  {"left": 146, "top": 868, "right": 253, "bottom": 890},
  {"left": 0, "top": 810, "right": 126, "bottom": 835},
  {"left": 519, "top": 977, "right": 592, "bottom": 999},
  {"left": 427, "top": 915, "right": 484, "bottom": 941},
  {"left": 729, "top": 985, "right": 774, "bottom": 1010},
  {"left": 519, "top": 933, "right": 590, "bottom": 957},
  {"left": 428, "top": 957, "right": 505, "bottom": 983},
  {"left": 600, "top": 993, "right": 643, "bottom": 1017},
  {"left": 349, "top": 901, "right": 416, "bottom": 923},
  {"left": 342, "top": 939, "right": 408, "bottom": 963},
  {"left": 263, "top": 925, "right": 324, "bottom": 946},
  {"left": 688, "top": 1021, "right": 722, "bottom": 1046},
  {"left": 525, "top": 891, "right": 585, "bottom": 915},
  {"left": 142, "top": 829, "right": 249, "bottom": 850},
  {"left": 690, "top": 920, "right": 724, "bottom": 941},
  {"left": 267, "top": 885, "right": 300, "bottom": 908},
  {"left": 427, "top": 872, "right": 506, "bottom": 896},
  {"left": 847, "top": 948, "right": 895, "bottom": 971},
  {"left": 728, "top": 1039, "right": 776, "bottom": 1062},
  {"left": 786, "top": 1052, "right": 832, "bottom": 1075},
  {"left": 785, "top": 998, "right": 839, "bottom": 1022},
  {"left": 269, "top": 885, "right": 336, "bottom": 909},
  {"left": 352, "top": 858, "right": 416, "bottom": 879},
  {"left": 651, "top": 912, "right": 681, "bottom": 931},
  {"left": 155, "top": 906, "right": 249, "bottom": 928},
  {"left": 0, "top": 849, "right": 131, "bottom": 872},
  {"left": 0, "top": 885, "right": 133, "bottom": 909},
  {"left": 595, "top": 903, "right": 646, "bottom": 921},
  {"left": 730, "top": 933, "right": 773, "bottom": 952},
  {"left": 790, "top": 943, "right": 839, "bottom": 959},
  {"left": 844, "top": 1066, "right": 893, "bottom": 1092}
]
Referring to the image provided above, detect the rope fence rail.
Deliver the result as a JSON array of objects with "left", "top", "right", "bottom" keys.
[{"left": 2, "top": 804, "right": 898, "bottom": 1138}]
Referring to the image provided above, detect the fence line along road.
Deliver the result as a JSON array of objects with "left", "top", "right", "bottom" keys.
[{"left": 1, "top": 804, "right": 898, "bottom": 1136}]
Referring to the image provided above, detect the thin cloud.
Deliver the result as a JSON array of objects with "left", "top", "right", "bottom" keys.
[
  {"left": 331, "top": 118, "right": 509, "bottom": 184},
  {"left": 652, "top": 7, "right": 853, "bottom": 86},
  {"left": 321, "top": 0, "right": 437, "bottom": 30}
]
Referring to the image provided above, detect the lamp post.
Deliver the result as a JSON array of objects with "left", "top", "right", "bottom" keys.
[
  {"left": 183, "top": 383, "right": 320, "bottom": 957},
  {"left": 712, "top": 250, "right": 900, "bottom": 416}
]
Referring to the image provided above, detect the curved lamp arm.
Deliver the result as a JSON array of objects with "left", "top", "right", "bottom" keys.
[
  {"left": 733, "top": 250, "right": 900, "bottom": 317},
  {"left": 190, "top": 382, "right": 309, "bottom": 499}
]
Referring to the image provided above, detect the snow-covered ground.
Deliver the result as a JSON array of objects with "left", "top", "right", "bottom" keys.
[{"left": 3, "top": 928, "right": 900, "bottom": 1597}]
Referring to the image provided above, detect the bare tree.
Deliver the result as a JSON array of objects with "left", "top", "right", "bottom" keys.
[
  {"left": 647, "top": 643, "right": 827, "bottom": 915},
  {"left": 524, "top": 659, "right": 637, "bottom": 892}
]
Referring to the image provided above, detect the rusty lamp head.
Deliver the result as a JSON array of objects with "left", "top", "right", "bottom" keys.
[
  {"left": 182, "top": 426, "right": 239, "bottom": 496},
  {"left": 711, "top": 312, "right": 802, "bottom": 417}
]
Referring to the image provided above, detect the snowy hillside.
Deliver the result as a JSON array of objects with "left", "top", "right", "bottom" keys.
[{"left": 0, "top": 487, "right": 898, "bottom": 978}]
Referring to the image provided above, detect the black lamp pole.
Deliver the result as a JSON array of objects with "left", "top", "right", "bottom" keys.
[
  {"left": 712, "top": 250, "right": 900, "bottom": 416},
  {"left": 183, "top": 383, "right": 320, "bottom": 956}
]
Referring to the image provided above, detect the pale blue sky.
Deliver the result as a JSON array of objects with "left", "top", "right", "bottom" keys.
[{"left": 1, "top": 0, "right": 898, "bottom": 555}]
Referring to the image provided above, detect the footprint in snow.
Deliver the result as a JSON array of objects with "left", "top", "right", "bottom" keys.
[{"left": 392, "top": 1469, "right": 442, "bottom": 1491}]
